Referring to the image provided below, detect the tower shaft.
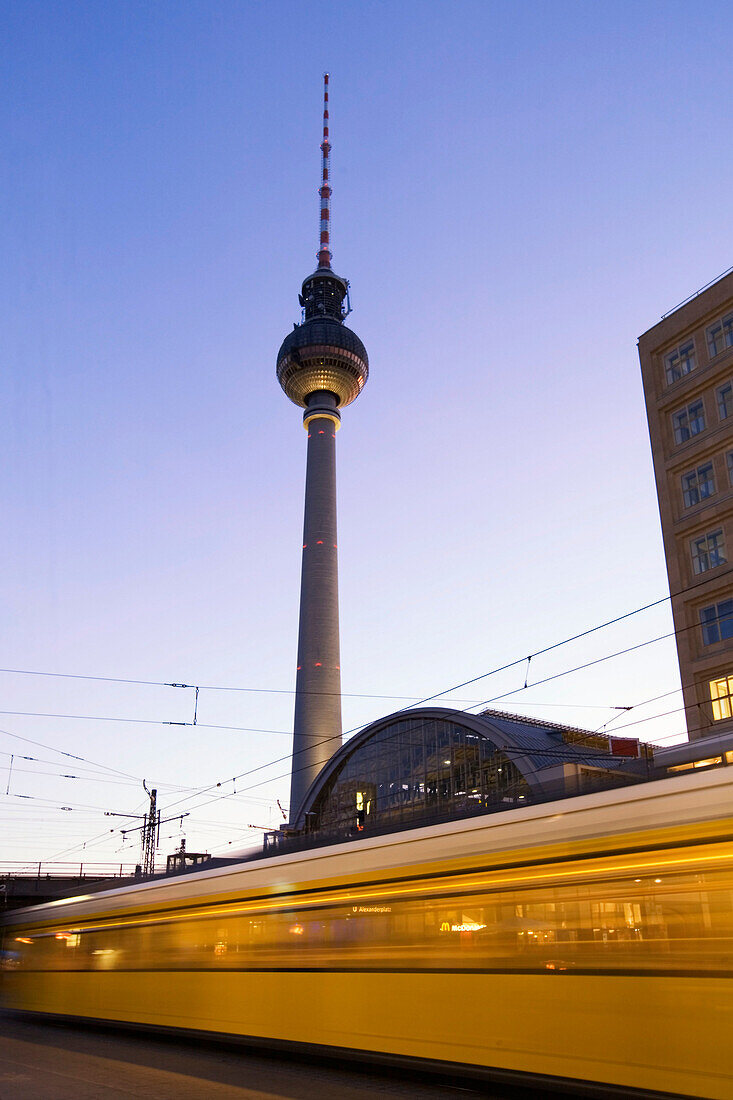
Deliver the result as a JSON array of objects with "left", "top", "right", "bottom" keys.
[
  {"left": 277, "top": 76, "right": 368, "bottom": 825},
  {"left": 290, "top": 396, "right": 342, "bottom": 816}
]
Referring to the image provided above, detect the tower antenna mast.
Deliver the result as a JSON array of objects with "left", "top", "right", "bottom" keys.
[{"left": 317, "top": 73, "right": 332, "bottom": 269}]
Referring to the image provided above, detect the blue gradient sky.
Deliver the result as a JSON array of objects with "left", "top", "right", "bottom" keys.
[{"left": 2, "top": 0, "right": 732, "bottom": 865}]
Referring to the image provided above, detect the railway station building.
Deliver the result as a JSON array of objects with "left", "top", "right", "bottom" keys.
[
  {"left": 267, "top": 705, "right": 733, "bottom": 852},
  {"left": 271, "top": 706, "right": 643, "bottom": 848}
]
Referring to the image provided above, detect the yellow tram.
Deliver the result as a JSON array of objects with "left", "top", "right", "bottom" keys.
[{"left": 4, "top": 768, "right": 733, "bottom": 1097}]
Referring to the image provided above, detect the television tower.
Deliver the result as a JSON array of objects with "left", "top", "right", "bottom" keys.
[{"left": 277, "top": 75, "right": 369, "bottom": 821}]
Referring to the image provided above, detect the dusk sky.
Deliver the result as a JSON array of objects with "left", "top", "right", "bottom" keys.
[{"left": 3, "top": 0, "right": 732, "bottom": 867}]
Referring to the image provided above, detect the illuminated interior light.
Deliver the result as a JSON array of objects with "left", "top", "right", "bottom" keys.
[
  {"left": 47, "top": 894, "right": 92, "bottom": 906},
  {"left": 15, "top": 937, "right": 32, "bottom": 944},
  {"left": 693, "top": 756, "right": 723, "bottom": 768},
  {"left": 654, "top": 878, "right": 662, "bottom": 883}
]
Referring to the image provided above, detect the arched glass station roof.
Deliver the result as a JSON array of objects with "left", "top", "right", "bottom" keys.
[{"left": 290, "top": 707, "right": 632, "bottom": 841}]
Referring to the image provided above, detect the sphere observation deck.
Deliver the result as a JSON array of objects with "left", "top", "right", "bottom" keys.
[{"left": 276, "top": 267, "right": 369, "bottom": 409}]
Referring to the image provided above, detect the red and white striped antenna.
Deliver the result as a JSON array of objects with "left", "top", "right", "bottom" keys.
[{"left": 317, "top": 73, "right": 332, "bottom": 269}]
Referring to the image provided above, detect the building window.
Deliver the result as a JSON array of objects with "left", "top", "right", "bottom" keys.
[
  {"left": 709, "top": 674, "right": 733, "bottom": 721},
  {"left": 681, "top": 462, "right": 715, "bottom": 508},
  {"left": 669, "top": 757, "right": 723, "bottom": 772},
  {"left": 691, "top": 529, "right": 727, "bottom": 574},
  {"left": 672, "top": 399, "right": 706, "bottom": 444},
  {"left": 727, "top": 451, "right": 733, "bottom": 486},
  {"left": 700, "top": 599, "right": 733, "bottom": 645},
  {"left": 718, "top": 382, "right": 733, "bottom": 420},
  {"left": 664, "top": 340, "right": 696, "bottom": 385},
  {"left": 305, "top": 717, "right": 533, "bottom": 838},
  {"left": 707, "top": 312, "right": 733, "bottom": 358}
]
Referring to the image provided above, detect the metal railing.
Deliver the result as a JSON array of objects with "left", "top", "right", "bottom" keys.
[
  {"left": 0, "top": 861, "right": 143, "bottom": 880},
  {"left": 661, "top": 264, "right": 733, "bottom": 320}
]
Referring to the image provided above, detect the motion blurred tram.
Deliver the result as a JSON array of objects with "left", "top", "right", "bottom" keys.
[{"left": 3, "top": 769, "right": 733, "bottom": 1098}]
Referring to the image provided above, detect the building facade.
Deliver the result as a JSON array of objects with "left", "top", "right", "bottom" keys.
[{"left": 639, "top": 268, "right": 733, "bottom": 741}]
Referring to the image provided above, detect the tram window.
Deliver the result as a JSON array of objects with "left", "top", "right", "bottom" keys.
[{"left": 13, "top": 860, "right": 733, "bottom": 976}]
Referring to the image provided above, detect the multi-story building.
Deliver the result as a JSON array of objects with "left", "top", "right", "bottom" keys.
[{"left": 639, "top": 268, "right": 733, "bottom": 741}]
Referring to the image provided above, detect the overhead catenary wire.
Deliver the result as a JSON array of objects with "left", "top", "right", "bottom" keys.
[
  {"left": 0, "top": 688, "right": 698, "bottom": 863},
  {"left": 149, "top": 638, "right": 694, "bottom": 820},
  {"left": 0, "top": 749, "right": 196, "bottom": 790},
  {"left": 5, "top": 694, "right": 697, "bottom": 864},
  {"left": 0, "top": 766, "right": 159, "bottom": 788},
  {"left": 472, "top": 677, "right": 723, "bottom": 747},
  {"left": 149, "top": 627, "right": 730, "bottom": 825},
  {"left": 0, "top": 561, "right": 724, "bottom": 751},
  {"left": 0, "top": 665, "right": 456, "bottom": 702},
  {"left": 2, "top": 792, "right": 153, "bottom": 815},
  {"left": 469, "top": 626, "right": 680, "bottom": 712},
  {"left": 0, "top": 701, "right": 645, "bottom": 736},
  {"left": 0, "top": 555, "right": 728, "bottom": 709},
  {"left": 0, "top": 607, "right": 689, "bottom": 746},
  {"left": 6, "top": 566, "right": 732, "bottom": 861},
  {"left": 0, "top": 725, "right": 143, "bottom": 782},
  {"left": 0, "top": 665, "right": 691, "bottom": 843},
  {"left": 0, "top": 710, "right": 292, "bottom": 735},
  {"left": 5, "top": 668, "right": 703, "bottom": 855}
]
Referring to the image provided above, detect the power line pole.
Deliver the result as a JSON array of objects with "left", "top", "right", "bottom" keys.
[{"left": 141, "top": 781, "right": 159, "bottom": 876}]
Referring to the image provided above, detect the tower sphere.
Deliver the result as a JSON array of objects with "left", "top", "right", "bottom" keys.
[
  {"left": 277, "top": 317, "right": 369, "bottom": 409},
  {"left": 276, "top": 271, "right": 369, "bottom": 410}
]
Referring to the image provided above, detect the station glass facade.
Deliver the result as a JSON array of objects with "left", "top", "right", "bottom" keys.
[{"left": 304, "top": 715, "right": 530, "bottom": 838}]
